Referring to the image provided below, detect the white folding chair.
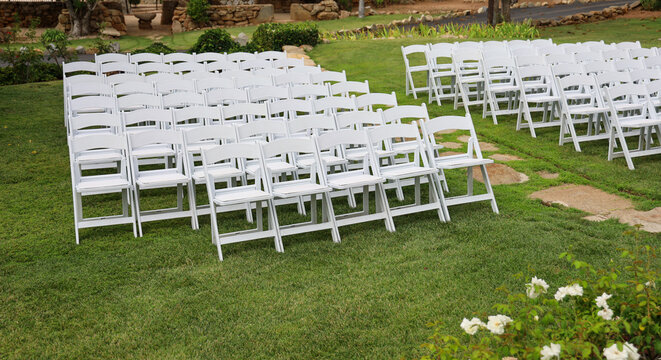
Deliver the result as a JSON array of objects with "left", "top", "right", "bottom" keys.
[
  {"left": 257, "top": 51, "right": 287, "bottom": 62},
  {"left": 155, "top": 79, "right": 196, "bottom": 95},
  {"left": 114, "top": 80, "right": 155, "bottom": 97},
  {"left": 313, "top": 96, "right": 357, "bottom": 115},
  {"left": 605, "top": 84, "right": 661, "bottom": 170},
  {"left": 453, "top": 48, "right": 486, "bottom": 113},
  {"left": 262, "top": 138, "right": 341, "bottom": 243},
  {"left": 173, "top": 106, "right": 220, "bottom": 130},
  {"left": 402, "top": 44, "right": 430, "bottom": 99},
  {"left": 314, "top": 129, "right": 394, "bottom": 231},
  {"left": 227, "top": 52, "right": 257, "bottom": 63},
  {"left": 206, "top": 60, "right": 240, "bottom": 73},
  {"left": 274, "top": 72, "right": 310, "bottom": 87},
  {"left": 70, "top": 134, "right": 136, "bottom": 244},
  {"left": 367, "top": 123, "right": 448, "bottom": 223},
  {"left": 515, "top": 64, "right": 561, "bottom": 137},
  {"left": 99, "top": 62, "right": 137, "bottom": 76},
  {"left": 613, "top": 41, "right": 641, "bottom": 50},
  {"left": 201, "top": 143, "right": 282, "bottom": 261},
  {"left": 235, "top": 75, "right": 273, "bottom": 89},
  {"left": 162, "top": 92, "right": 206, "bottom": 110},
  {"left": 273, "top": 58, "right": 304, "bottom": 70},
  {"left": 269, "top": 98, "right": 314, "bottom": 122},
  {"left": 128, "top": 130, "right": 197, "bottom": 235},
  {"left": 482, "top": 56, "right": 520, "bottom": 124},
  {"left": 195, "top": 52, "right": 226, "bottom": 63},
  {"left": 582, "top": 60, "right": 615, "bottom": 76},
  {"left": 240, "top": 58, "right": 273, "bottom": 71},
  {"left": 221, "top": 102, "right": 269, "bottom": 124},
  {"left": 106, "top": 73, "right": 144, "bottom": 85},
  {"left": 614, "top": 59, "right": 644, "bottom": 72},
  {"left": 117, "top": 93, "right": 162, "bottom": 114},
  {"left": 196, "top": 77, "right": 236, "bottom": 93},
  {"left": 426, "top": 46, "right": 456, "bottom": 106},
  {"left": 421, "top": 113, "right": 498, "bottom": 218},
  {"left": 644, "top": 55, "right": 661, "bottom": 70},
  {"left": 144, "top": 72, "right": 180, "bottom": 83},
  {"left": 286, "top": 114, "right": 344, "bottom": 168}
]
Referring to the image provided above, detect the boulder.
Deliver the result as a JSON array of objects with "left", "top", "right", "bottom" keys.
[
  {"left": 339, "top": 10, "right": 350, "bottom": 18},
  {"left": 172, "top": 20, "right": 184, "bottom": 33},
  {"left": 310, "top": 3, "right": 325, "bottom": 16},
  {"left": 283, "top": 45, "right": 305, "bottom": 53},
  {"left": 317, "top": 10, "right": 339, "bottom": 20},
  {"left": 477, "top": 6, "right": 487, "bottom": 13},
  {"left": 253, "top": 4, "right": 274, "bottom": 23},
  {"left": 236, "top": 32, "right": 249, "bottom": 46},
  {"left": 290, "top": 3, "right": 312, "bottom": 21},
  {"left": 101, "top": 26, "right": 121, "bottom": 37}
]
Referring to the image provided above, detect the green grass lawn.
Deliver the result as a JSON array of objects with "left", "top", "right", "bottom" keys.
[{"left": 1, "top": 18, "right": 660, "bottom": 359}]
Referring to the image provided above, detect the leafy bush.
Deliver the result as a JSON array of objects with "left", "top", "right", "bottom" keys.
[
  {"left": 133, "top": 42, "right": 176, "bottom": 54},
  {"left": 190, "top": 28, "right": 238, "bottom": 54},
  {"left": 640, "top": 0, "right": 661, "bottom": 10},
  {"left": 420, "top": 230, "right": 659, "bottom": 360},
  {"left": 40, "top": 28, "right": 76, "bottom": 70},
  {"left": 0, "top": 62, "right": 61, "bottom": 85},
  {"left": 186, "top": 0, "right": 210, "bottom": 26},
  {"left": 336, "top": 0, "right": 352, "bottom": 11},
  {"left": 251, "top": 22, "right": 320, "bottom": 52},
  {"left": 0, "top": 18, "right": 49, "bottom": 85}
]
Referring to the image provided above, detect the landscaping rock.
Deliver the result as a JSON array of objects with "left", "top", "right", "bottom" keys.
[
  {"left": 172, "top": 20, "right": 183, "bottom": 33},
  {"left": 300, "top": 44, "right": 313, "bottom": 52},
  {"left": 283, "top": 45, "right": 305, "bottom": 54},
  {"left": 530, "top": 184, "right": 632, "bottom": 215},
  {"left": 236, "top": 32, "right": 249, "bottom": 46},
  {"left": 75, "top": 45, "right": 86, "bottom": 54},
  {"left": 478, "top": 6, "right": 487, "bottom": 13},
  {"left": 473, "top": 163, "right": 529, "bottom": 185},
  {"left": 254, "top": 4, "right": 274, "bottom": 23},
  {"left": 101, "top": 26, "right": 121, "bottom": 37}
]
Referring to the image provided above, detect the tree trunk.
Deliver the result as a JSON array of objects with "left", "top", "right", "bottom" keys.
[
  {"left": 63, "top": 0, "right": 98, "bottom": 37},
  {"left": 358, "top": 0, "right": 365, "bottom": 18},
  {"left": 500, "top": 0, "right": 511, "bottom": 23},
  {"left": 487, "top": 0, "right": 495, "bottom": 25}
]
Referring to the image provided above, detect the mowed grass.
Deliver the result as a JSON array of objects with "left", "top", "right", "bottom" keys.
[{"left": 1, "top": 19, "right": 661, "bottom": 359}]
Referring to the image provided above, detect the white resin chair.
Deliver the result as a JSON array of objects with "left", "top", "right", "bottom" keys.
[
  {"left": 426, "top": 46, "right": 456, "bottom": 106},
  {"left": 515, "top": 64, "right": 561, "bottom": 137},
  {"left": 162, "top": 92, "right": 206, "bottom": 110},
  {"left": 482, "top": 56, "right": 520, "bottom": 124},
  {"left": 196, "top": 77, "right": 236, "bottom": 93},
  {"left": 273, "top": 72, "right": 310, "bottom": 87},
  {"left": 402, "top": 44, "right": 430, "bottom": 99},
  {"left": 195, "top": 52, "right": 226, "bottom": 63},
  {"left": 221, "top": 102, "right": 269, "bottom": 124},
  {"left": 137, "top": 62, "right": 172, "bottom": 75},
  {"left": 247, "top": 85, "right": 290, "bottom": 104},
  {"left": 70, "top": 134, "right": 137, "bottom": 244},
  {"left": 453, "top": 48, "right": 486, "bottom": 113}
]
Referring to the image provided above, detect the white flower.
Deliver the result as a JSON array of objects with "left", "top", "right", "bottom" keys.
[
  {"left": 534, "top": 315, "right": 539, "bottom": 321},
  {"left": 554, "top": 284, "right": 583, "bottom": 301},
  {"left": 598, "top": 307, "right": 614, "bottom": 320},
  {"left": 460, "top": 317, "right": 485, "bottom": 335},
  {"left": 526, "top": 276, "right": 550, "bottom": 299},
  {"left": 486, "top": 315, "right": 512, "bottom": 335},
  {"left": 603, "top": 343, "right": 640, "bottom": 360},
  {"left": 595, "top": 293, "right": 612, "bottom": 309},
  {"left": 645, "top": 280, "right": 655, "bottom": 288},
  {"left": 540, "top": 343, "right": 561, "bottom": 360}
]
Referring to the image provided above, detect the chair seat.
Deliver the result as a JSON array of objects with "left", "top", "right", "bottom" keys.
[
  {"left": 132, "top": 144, "right": 176, "bottom": 158},
  {"left": 434, "top": 155, "right": 493, "bottom": 169},
  {"left": 136, "top": 169, "right": 189, "bottom": 187},
  {"left": 613, "top": 102, "right": 647, "bottom": 112},
  {"left": 271, "top": 181, "right": 331, "bottom": 198},
  {"left": 618, "top": 117, "right": 661, "bottom": 128},
  {"left": 567, "top": 105, "right": 609, "bottom": 115},
  {"left": 246, "top": 160, "right": 297, "bottom": 175},
  {"left": 297, "top": 154, "right": 347, "bottom": 168},
  {"left": 76, "top": 174, "right": 130, "bottom": 193},
  {"left": 327, "top": 172, "right": 384, "bottom": 189},
  {"left": 192, "top": 165, "right": 243, "bottom": 182},
  {"left": 490, "top": 83, "right": 519, "bottom": 92},
  {"left": 409, "top": 65, "right": 429, "bottom": 72},
  {"left": 185, "top": 142, "right": 218, "bottom": 153},
  {"left": 76, "top": 149, "right": 123, "bottom": 164},
  {"left": 379, "top": 163, "right": 436, "bottom": 180},
  {"left": 214, "top": 188, "right": 272, "bottom": 205},
  {"left": 392, "top": 141, "right": 420, "bottom": 154},
  {"left": 525, "top": 93, "right": 559, "bottom": 103},
  {"left": 345, "top": 148, "right": 393, "bottom": 161}
]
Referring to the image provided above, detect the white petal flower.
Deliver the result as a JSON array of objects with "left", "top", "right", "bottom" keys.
[
  {"left": 460, "top": 317, "right": 485, "bottom": 335},
  {"left": 540, "top": 343, "right": 561, "bottom": 360},
  {"left": 554, "top": 287, "right": 568, "bottom": 301},
  {"left": 534, "top": 315, "right": 539, "bottom": 321},
  {"left": 604, "top": 343, "right": 641, "bottom": 360},
  {"left": 645, "top": 280, "right": 655, "bottom": 288},
  {"left": 555, "top": 284, "right": 583, "bottom": 301},
  {"left": 486, "top": 315, "right": 512, "bottom": 335},
  {"left": 595, "top": 293, "right": 612, "bottom": 309},
  {"left": 598, "top": 307, "right": 614, "bottom": 321},
  {"left": 526, "top": 276, "right": 550, "bottom": 299}
]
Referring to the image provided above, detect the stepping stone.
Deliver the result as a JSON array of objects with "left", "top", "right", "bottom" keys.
[
  {"left": 438, "top": 151, "right": 464, "bottom": 157},
  {"left": 537, "top": 170, "right": 559, "bottom": 179},
  {"left": 472, "top": 163, "right": 528, "bottom": 185},
  {"left": 530, "top": 184, "right": 632, "bottom": 215},
  {"left": 609, "top": 208, "right": 661, "bottom": 233},
  {"left": 287, "top": 53, "right": 310, "bottom": 60},
  {"left": 283, "top": 45, "right": 305, "bottom": 54},
  {"left": 489, "top": 154, "right": 522, "bottom": 162},
  {"left": 456, "top": 135, "right": 499, "bottom": 151},
  {"left": 439, "top": 142, "right": 462, "bottom": 149}
]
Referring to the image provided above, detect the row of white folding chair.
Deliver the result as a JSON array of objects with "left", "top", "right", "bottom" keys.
[{"left": 93, "top": 51, "right": 288, "bottom": 65}]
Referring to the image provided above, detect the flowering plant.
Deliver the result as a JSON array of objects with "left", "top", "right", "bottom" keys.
[{"left": 420, "top": 230, "right": 659, "bottom": 359}]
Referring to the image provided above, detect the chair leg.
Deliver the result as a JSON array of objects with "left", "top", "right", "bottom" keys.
[
  {"left": 240, "top": 175, "right": 254, "bottom": 223},
  {"left": 467, "top": 166, "right": 474, "bottom": 196},
  {"left": 428, "top": 173, "right": 448, "bottom": 223},
  {"left": 323, "top": 192, "right": 341, "bottom": 244},
  {"left": 267, "top": 199, "right": 284, "bottom": 253},
  {"left": 188, "top": 182, "right": 199, "bottom": 230},
  {"left": 376, "top": 183, "right": 396, "bottom": 232},
  {"left": 133, "top": 186, "right": 144, "bottom": 237},
  {"left": 128, "top": 188, "right": 138, "bottom": 238},
  {"left": 480, "top": 164, "right": 499, "bottom": 214},
  {"left": 209, "top": 203, "right": 220, "bottom": 245},
  {"left": 73, "top": 192, "right": 82, "bottom": 245}
]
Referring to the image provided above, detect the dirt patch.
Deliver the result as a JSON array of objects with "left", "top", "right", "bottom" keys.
[
  {"left": 472, "top": 163, "right": 529, "bottom": 185},
  {"left": 456, "top": 135, "right": 499, "bottom": 152},
  {"left": 618, "top": 8, "right": 661, "bottom": 19},
  {"left": 537, "top": 171, "right": 560, "bottom": 179},
  {"left": 490, "top": 154, "right": 523, "bottom": 162},
  {"left": 438, "top": 151, "right": 464, "bottom": 157},
  {"left": 530, "top": 184, "right": 661, "bottom": 233},
  {"left": 439, "top": 142, "right": 463, "bottom": 149},
  {"left": 436, "top": 129, "right": 457, "bottom": 135}
]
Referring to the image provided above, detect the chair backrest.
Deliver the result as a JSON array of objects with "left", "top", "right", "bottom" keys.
[
  {"left": 515, "top": 55, "right": 546, "bottom": 67},
  {"left": 235, "top": 75, "right": 273, "bottom": 89},
  {"left": 106, "top": 73, "right": 144, "bottom": 85},
  {"left": 95, "top": 53, "right": 130, "bottom": 64},
  {"left": 629, "top": 69, "right": 661, "bottom": 84},
  {"left": 206, "top": 88, "right": 248, "bottom": 107},
  {"left": 613, "top": 41, "right": 641, "bottom": 50},
  {"left": 644, "top": 55, "right": 661, "bottom": 70},
  {"left": 315, "top": 129, "right": 374, "bottom": 167},
  {"left": 99, "top": 62, "right": 137, "bottom": 75},
  {"left": 257, "top": 51, "right": 287, "bottom": 62},
  {"left": 273, "top": 58, "right": 305, "bottom": 69},
  {"left": 195, "top": 52, "right": 226, "bottom": 63},
  {"left": 269, "top": 98, "right": 314, "bottom": 121},
  {"left": 552, "top": 63, "right": 583, "bottom": 78},
  {"left": 202, "top": 143, "right": 264, "bottom": 190},
  {"left": 537, "top": 46, "right": 564, "bottom": 57},
  {"left": 254, "top": 67, "right": 287, "bottom": 78},
  {"left": 130, "top": 52, "right": 163, "bottom": 64},
  {"left": 507, "top": 39, "right": 530, "bottom": 50},
  {"left": 290, "top": 84, "right": 330, "bottom": 100},
  {"left": 382, "top": 104, "right": 429, "bottom": 125},
  {"left": 313, "top": 96, "right": 357, "bottom": 114},
  {"left": 248, "top": 86, "right": 289, "bottom": 103},
  {"left": 162, "top": 92, "right": 206, "bottom": 109},
  {"left": 530, "top": 38, "right": 554, "bottom": 48},
  {"left": 236, "top": 119, "right": 287, "bottom": 143},
  {"left": 240, "top": 58, "right": 273, "bottom": 71},
  {"left": 137, "top": 62, "right": 172, "bottom": 75},
  {"left": 274, "top": 72, "right": 310, "bottom": 87},
  {"left": 63, "top": 61, "right": 98, "bottom": 76},
  {"left": 421, "top": 113, "right": 483, "bottom": 160},
  {"left": 206, "top": 60, "right": 240, "bottom": 72},
  {"left": 510, "top": 47, "right": 536, "bottom": 59},
  {"left": 144, "top": 72, "right": 181, "bottom": 83},
  {"left": 155, "top": 79, "right": 196, "bottom": 95},
  {"left": 453, "top": 48, "right": 483, "bottom": 78},
  {"left": 601, "top": 49, "right": 628, "bottom": 62},
  {"left": 183, "top": 71, "right": 217, "bottom": 80},
  {"left": 227, "top": 52, "right": 257, "bottom": 63},
  {"left": 69, "top": 113, "right": 122, "bottom": 138},
  {"left": 604, "top": 83, "right": 651, "bottom": 120},
  {"left": 117, "top": 93, "right": 162, "bottom": 112},
  {"left": 114, "top": 81, "right": 155, "bottom": 96},
  {"left": 184, "top": 124, "right": 237, "bottom": 148},
  {"left": 330, "top": 80, "right": 370, "bottom": 97},
  {"left": 221, "top": 102, "right": 269, "bottom": 124},
  {"left": 163, "top": 52, "right": 195, "bottom": 64},
  {"left": 310, "top": 70, "right": 347, "bottom": 85},
  {"left": 262, "top": 137, "right": 322, "bottom": 181},
  {"left": 556, "top": 74, "right": 603, "bottom": 109},
  {"left": 196, "top": 77, "right": 236, "bottom": 92},
  {"left": 629, "top": 48, "right": 656, "bottom": 60},
  {"left": 582, "top": 60, "right": 615, "bottom": 75},
  {"left": 614, "top": 59, "right": 644, "bottom": 72},
  {"left": 173, "top": 105, "right": 221, "bottom": 129},
  {"left": 335, "top": 109, "right": 384, "bottom": 129},
  {"left": 69, "top": 95, "right": 116, "bottom": 116},
  {"left": 122, "top": 108, "right": 173, "bottom": 131},
  {"left": 367, "top": 123, "right": 428, "bottom": 169},
  {"left": 355, "top": 92, "right": 398, "bottom": 111},
  {"left": 594, "top": 70, "right": 632, "bottom": 88},
  {"left": 68, "top": 82, "right": 114, "bottom": 98},
  {"left": 517, "top": 64, "right": 555, "bottom": 94},
  {"left": 70, "top": 134, "right": 129, "bottom": 180},
  {"left": 288, "top": 64, "right": 322, "bottom": 74},
  {"left": 286, "top": 113, "right": 337, "bottom": 137},
  {"left": 545, "top": 53, "right": 575, "bottom": 66}
]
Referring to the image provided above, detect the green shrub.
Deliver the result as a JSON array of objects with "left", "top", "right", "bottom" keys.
[
  {"left": 190, "top": 28, "right": 238, "bottom": 53},
  {"left": 251, "top": 22, "right": 320, "bottom": 52},
  {"left": 134, "top": 42, "right": 176, "bottom": 54},
  {"left": 40, "top": 28, "right": 76, "bottom": 70},
  {"left": 0, "top": 62, "right": 61, "bottom": 85},
  {"left": 640, "top": 0, "right": 661, "bottom": 10},
  {"left": 336, "top": 0, "right": 352, "bottom": 11},
  {"left": 186, "top": 0, "right": 210, "bottom": 26}
]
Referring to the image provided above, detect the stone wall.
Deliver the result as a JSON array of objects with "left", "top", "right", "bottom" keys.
[
  {"left": 56, "top": 2, "right": 127, "bottom": 36},
  {"left": 0, "top": 1, "right": 64, "bottom": 28},
  {"left": 290, "top": 0, "right": 341, "bottom": 21},
  {"left": 171, "top": 4, "right": 273, "bottom": 31}
]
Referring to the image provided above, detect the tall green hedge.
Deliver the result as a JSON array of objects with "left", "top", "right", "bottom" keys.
[{"left": 251, "top": 22, "right": 320, "bottom": 52}]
